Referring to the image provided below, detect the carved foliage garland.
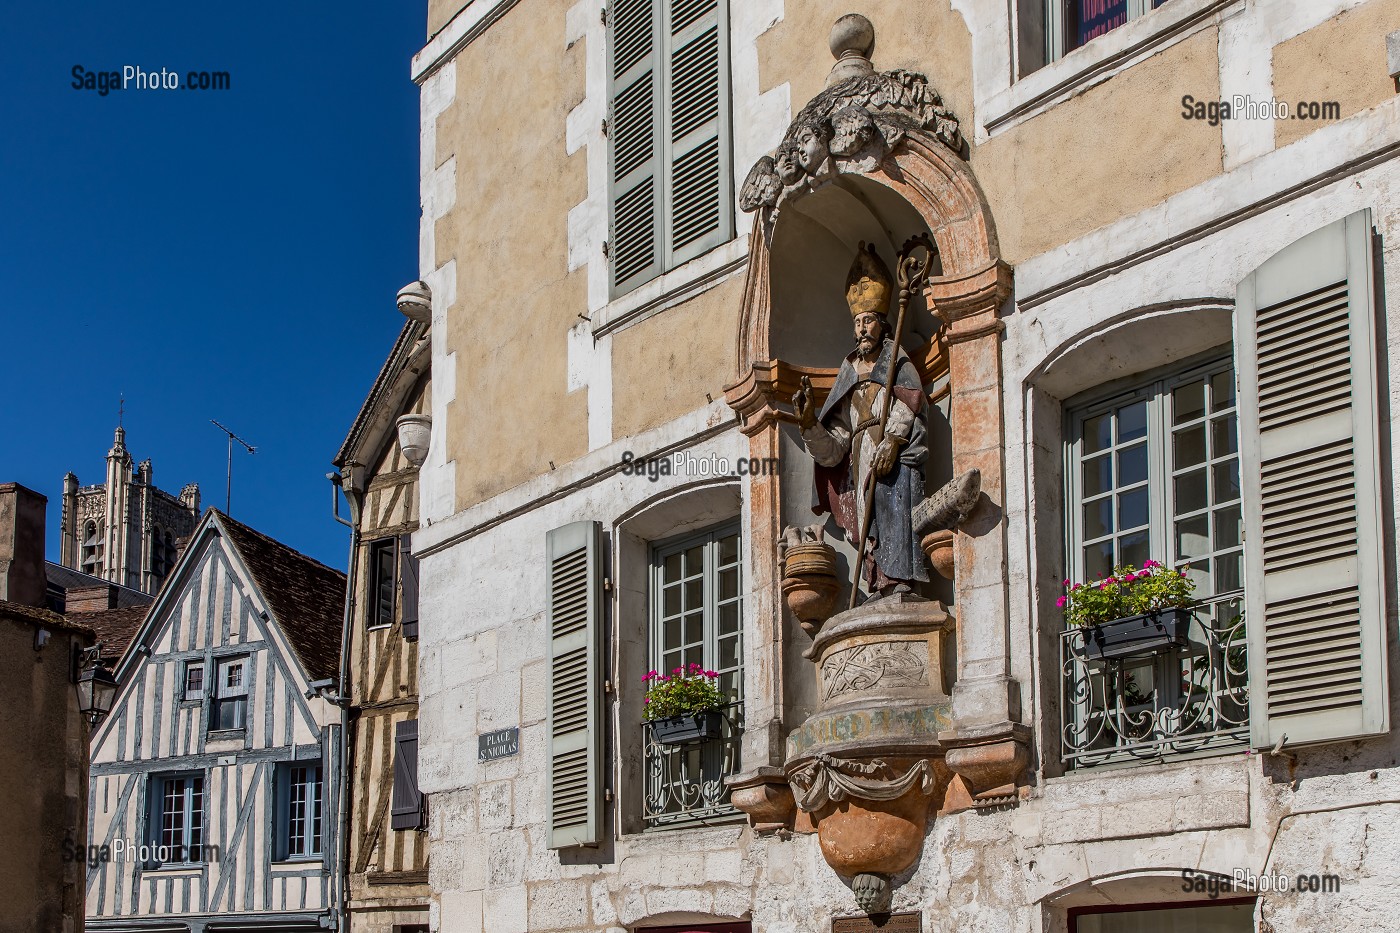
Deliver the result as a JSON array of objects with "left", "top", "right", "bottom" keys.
[
  {"left": 739, "top": 70, "right": 962, "bottom": 216},
  {"left": 788, "top": 753, "right": 936, "bottom": 812}
]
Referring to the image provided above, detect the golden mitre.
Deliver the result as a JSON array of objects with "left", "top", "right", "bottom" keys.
[{"left": 845, "top": 242, "right": 893, "bottom": 317}]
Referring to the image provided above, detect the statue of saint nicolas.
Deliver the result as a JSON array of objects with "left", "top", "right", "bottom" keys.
[{"left": 792, "top": 244, "right": 930, "bottom": 599}]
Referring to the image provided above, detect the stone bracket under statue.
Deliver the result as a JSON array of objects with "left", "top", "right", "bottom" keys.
[{"left": 723, "top": 12, "right": 1032, "bottom": 917}]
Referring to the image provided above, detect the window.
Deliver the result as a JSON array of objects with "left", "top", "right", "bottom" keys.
[
  {"left": 607, "top": 0, "right": 734, "bottom": 296},
  {"left": 210, "top": 656, "right": 248, "bottom": 732},
  {"left": 81, "top": 521, "right": 103, "bottom": 575},
  {"left": 152, "top": 526, "right": 166, "bottom": 579},
  {"left": 1047, "top": 0, "right": 1170, "bottom": 62},
  {"left": 391, "top": 719, "right": 425, "bottom": 831},
  {"left": 369, "top": 537, "right": 397, "bottom": 629},
  {"left": 182, "top": 661, "right": 205, "bottom": 701},
  {"left": 643, "top": 523, "right": 742, "bottom": 826},
  {"left": 1069, "top": 901, "right": 1253, "bottom": 932},
  {"left": 276, "top": 762, "right": 324, "bottom": 859},
  {"left": 1067, "top": 356, "right": 1240, "bottom": 596},
  {"left": 1062, "top": 356, "right": 1247, "bottom": 768},
  {"left": 147, "top": 773, "right": 205, "bottom": 865}
]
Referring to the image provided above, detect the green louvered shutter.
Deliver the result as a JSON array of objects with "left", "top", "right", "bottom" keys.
[
  {"left": 1237, "top": 209, "right": 1388, "bottom": 748},
  {"left": 608, "top": 0, "right": 664, "bottom": 296},
  {"left": 663, "top": 0, "right": 732, "bottom": 268},
  {"left": 546, "top": 521, "right": 605, "bottom": 848}
]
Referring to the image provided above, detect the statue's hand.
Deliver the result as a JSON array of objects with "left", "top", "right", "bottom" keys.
[
  {"left": 873, "top": 437, "right": 900, "bottom": 477},
  {"left": 793, "top": 375, "right": 817, "bottom": 429}
]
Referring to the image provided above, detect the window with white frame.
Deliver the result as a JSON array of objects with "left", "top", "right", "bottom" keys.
[
  {"left": 1067, "top": 354, "right": 1240, "bottom": 596},
  {"left": 276, "top": 762, "right": 324, "bottom": 860},
  {"left": 1046, "top": 0, "right": 1171, "bottom": 63},
  {"left": 643, "top": 522, "right": 742, "bottom": 826},
  {"left": 210, "top": 656, "right": 248, "bottom": 732},
  {"left": 182, "top": 661, "right": 205, "bottom": 702},
  {"left": 1061, "top": 353, "right": 1247, "bottom": 768},
  {"left": 148, "top": 773, "right": 205, "bottom": 865},
  {"left": 607, "top": 0, "right": 733, "bottom": 296}
]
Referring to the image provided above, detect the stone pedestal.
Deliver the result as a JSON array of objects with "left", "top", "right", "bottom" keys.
[{"left": 782, "top": 596, "right": 953, "bottom": 910}]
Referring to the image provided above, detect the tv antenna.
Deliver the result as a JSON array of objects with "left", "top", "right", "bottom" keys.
[{"left": 211, "top": 420, "right": 256, "bottom": 515}]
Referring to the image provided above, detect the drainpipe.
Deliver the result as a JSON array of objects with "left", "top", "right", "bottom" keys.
[{"left": 329, "top": 468, "right": 362, "bottom": 933}]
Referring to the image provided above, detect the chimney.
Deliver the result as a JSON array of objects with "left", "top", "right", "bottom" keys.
[
  {"left": 0, "top": 483, "right": 48, "bottom": 607},
  {"left": 65, "top": 584, "right": 120, "bottom": 612}
]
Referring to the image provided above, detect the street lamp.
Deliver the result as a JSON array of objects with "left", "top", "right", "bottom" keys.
[{"left": 74, "top": 645, "right": 119, "bottom": 728}]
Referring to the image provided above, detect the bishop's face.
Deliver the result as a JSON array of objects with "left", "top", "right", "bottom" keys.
[{"left": 853, "top": 311, "right": 886, "bottom": 361}]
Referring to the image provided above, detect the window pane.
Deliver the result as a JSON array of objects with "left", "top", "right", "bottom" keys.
[
  {"left": 1071, "top": 0, "right": 1128, "bottom": 48},
  {"left": 1081, "top": 454, "right": 1111, "bottom": 498},
  {"left": 1214, "top": 505, "right": 1242, "bottom": 550},
  {"left": 1118, "top": 531, "right": 1149, "bottom": 570},
  {"left": 718, "top": 636, "right": 739, "bottom": 670},
  {"left": 1172, "top": 424, "right": 1206, "bottom": 468},
  {"left": 1173, "top": 378, "right": 1206, "bottom": 424},
  {"left": 718, "top": 601, "right": 739, "bottom": 637},
  {"left": 683, "top": 544, "right": 704, "bottom": 575},
  {"left": 1215, "top": 551, "right": 1243, "bottom": 592},
  {"left": 663, "top": 616, "right": 681, "bottom": 650},
  {"left": 1213, "top": 460, "right": 1240, "bottom": 501},
  {"left": 663, "top": 552, "right": 682, "bottom": 582},
  {"left": 1084, "top": 541, "right": 1114, "bottom": 579},
  {"left": 1117, "top": 442, "right": 1148, "bottom": 487},
  {"left": 1211, "top": 413, "right": 1238, "bottom": 456},
  {"left": 1083, "top": 498, "right": 1113, "bottom": 541},
  {"left": 1174, "top": 469, "right": 1208, "bottom": 515},
  {"left": 1210, "top": 368, "right": 1235, "bottom": 410},
  {"left": 1117, "top": 401, "right": 1147, "bottom": 444},
  {"left": 1176, "top": 514, "right": 1210, "bottom": 559},
  {"left": 718, "top": 533, "right": 738, "bottom": 564},
  {"left": 683, "top": 611, "right": 703, "bottom": 646},
  {"left": 683, "top": 577, "right": 703, "bottom": 611},
  {"left": 1117, "top": 488, "right": 1148, "bottom": 531},
  {"left": 662, "top": 584, "right": 680, "bottom": 617},
  {"left": 1083, "top": 413, "right": 1112, "bottom": 454},
  {"left": 719, "top": 566, "right": 738, "bottom": 601}
]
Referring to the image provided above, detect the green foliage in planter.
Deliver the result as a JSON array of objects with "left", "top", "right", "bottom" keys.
[
  {"left": 1060, "top": 560, "right": 1196, "bottom": 628},
  {"left": 641, "top": 664, "right": 726, "bottom": 721}
]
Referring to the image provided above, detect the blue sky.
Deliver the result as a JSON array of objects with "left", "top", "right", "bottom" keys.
[{"left": 0, "top": 3, "right": 426, "bottom": 571}]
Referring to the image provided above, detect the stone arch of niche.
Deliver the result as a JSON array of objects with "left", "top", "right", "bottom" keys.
[{"left": 722, "top": 122, "right": 1024, "bottom": 803}]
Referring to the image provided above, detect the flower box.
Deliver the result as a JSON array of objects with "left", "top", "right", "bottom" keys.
[
  {"left": 649, "top": 710, "right": 726, "bottom": 746},
  {"left": 1081, "top": 607, "right": 1193, "bottom": 661}
]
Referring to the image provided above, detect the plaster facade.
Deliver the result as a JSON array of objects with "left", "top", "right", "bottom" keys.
[{"left": 406, "top": 1, "right": 1400, "bottom": 931}]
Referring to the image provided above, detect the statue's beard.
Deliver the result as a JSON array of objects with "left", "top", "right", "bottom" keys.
[{"left": 856, "top": 334, "right": 879, "bottom": 358}]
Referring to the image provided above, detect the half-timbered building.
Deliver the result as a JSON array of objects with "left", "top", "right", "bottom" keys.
[
  {"left": 86, "top": 510, "right": 346, "bottom": 933},
  {"left": 333, "top": 310, "right": 431, "bottom": 933}
]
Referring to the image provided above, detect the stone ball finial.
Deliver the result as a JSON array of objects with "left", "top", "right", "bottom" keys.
[
  {"left": 829, "top": 13, "right": 875, "bottom": 61},
  {"left": 827, "top": 14, "right": 875, "bottom": 87}
]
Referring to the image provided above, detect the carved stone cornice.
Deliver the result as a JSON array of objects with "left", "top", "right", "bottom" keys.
[{"left": 928, "top": 259, "right": 1014, "bottom": 337}]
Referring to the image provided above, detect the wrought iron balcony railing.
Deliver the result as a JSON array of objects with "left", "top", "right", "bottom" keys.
[
  {"left": 642, "top": 701, "right": 744, "bottom": 828},
  {"left": 1061, "top": 593, "right": 1249, "bottom": 769}
]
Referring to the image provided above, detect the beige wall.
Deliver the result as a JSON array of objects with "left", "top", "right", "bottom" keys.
[
  {"left": 972, "top": 26, "right": 1224, "bottom": 265},
  {"left": 610, "top": 276, "right": 743, "bottom": 438},
  {"left": 0, "top": 609, "right": 91, "bottom": 933},
  {"left": 1273, "top": 0, "right": 1400, "bottom": 149},
  {"left": 434, "top": 0, "right": 590, "bottom": 511}
]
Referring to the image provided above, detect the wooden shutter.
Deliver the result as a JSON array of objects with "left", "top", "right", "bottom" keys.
[
  {"left": 399, "top": 534, "right": 419, "bottom": 640},
  {"left": 1237, "top": 209, "right": 1388, "bottom": 748},
  {"left": 608, "top": 0, "right": 664, "bottom": 295},
  {"left": 546, "top": 521, "right": 605, "bottom": 848},
  {"left": 662, "top": 0, "right": 732, "bottom": 268},
  {"left": 391, "top": 719, "right": 424, "bottom": 830}
]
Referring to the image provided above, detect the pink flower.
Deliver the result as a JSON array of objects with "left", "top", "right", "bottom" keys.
[
  {"left": 643, "top": 697, "right": 649, "bottom": 704},
  {"left": 1099, "top": 582, "right": 1109, "bottom": 591},
  {"left": 1063, "top": 579, "right": 1071, "bottom": 587},
  {"left": 703, "top": 670, "right": 717, "bottom": 678},
  {"left": 1056, "top": 596, "right": 1067, "bottom": 608},
  {"left": 1143, "top": 559, "right": 1159, "bottom": 568}
]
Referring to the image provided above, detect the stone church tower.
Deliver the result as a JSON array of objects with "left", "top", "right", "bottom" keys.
[{"left": 59, "top": 426, "right": 200, "bottom": 594}]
